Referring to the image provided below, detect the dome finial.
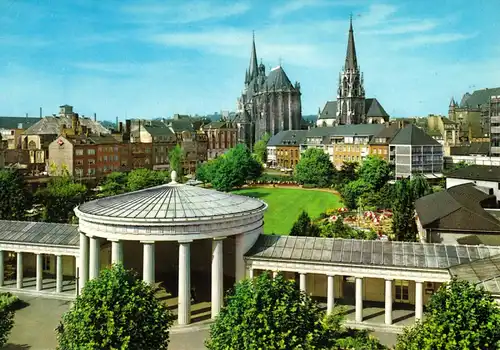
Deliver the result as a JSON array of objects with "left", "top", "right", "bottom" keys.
[{"left": 170, "top": 170, "right": 178, "bottom": 184}]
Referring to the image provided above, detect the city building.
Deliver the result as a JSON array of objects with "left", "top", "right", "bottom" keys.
[
  {"left": 416, "top": 183, "right": 500, "bottom": 244},
  {"left": 316, "top": 19, "right": 390, "bottom": 127},
  {"left": 0, "top": 116, "right": 40, "bottom": 150},
  {"left": 234, "top": 35, "right": 302, "bottom": 149},
  {"left": 389, "top": 124, "right": 443, "bottom": 179},
  {"left": 368, "top": 123, "right": 402, "bottom": 161},
  {"left": 490, "top": 95, "right": 500, "bottom": 157},
  {"left": 449, "top": 87, "right": 500, "bottom": 142},
  {"left": 447, "top": 165, "right": 500, "bottom": 202},
  {"left": 426, "top": 115, "right": 459, "bottom": 149},
  {"left": 267, "top": 130, "right": 308, "bottom": 169},
  {"left": 299, "top": 127, "right": 337, "bottom": 164},
  {"left": 203, "top": 121, "right": 238, "bottom": 160}
]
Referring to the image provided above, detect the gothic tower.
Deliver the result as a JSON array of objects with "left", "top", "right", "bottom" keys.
[{"left": 337, "top": 17, "right": 365, "bottom": 125}]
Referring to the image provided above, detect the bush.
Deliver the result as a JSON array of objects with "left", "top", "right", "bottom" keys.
[
  {"left": 0, "top": 292, "right": 16, "bottom": 347},
  {"left": 0, "top": 293, "right": 19, "bottom": 310}
]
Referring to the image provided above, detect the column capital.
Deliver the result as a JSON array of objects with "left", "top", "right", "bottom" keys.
[
  {"left": 140, "top": 240, "right": 155, "bottom": 244},
  {"left": 414, "top": 280, "right": 425, "bottom": 284},
  {"left": 178, "top": 239, "right": 193, "bottom": 244},
  {"left": 108, "top": 238, "right": 122, "bottom": 242},
  {"left": 213, "top": 236, "right": 227, "bottom": 241}
]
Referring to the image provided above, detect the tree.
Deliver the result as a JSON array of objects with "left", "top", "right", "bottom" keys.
[
  {"left": 56, "top": 264, "right": 174, "bottom": 349},
  {"left": 294, "top": 148, "right": 335, "bottom": 187},
  {"left": 0, "top": 169, "right": 30, "bottom": 220},
  {"left": 357, "top": 156, "right": 391, "bottom": 191},
  {"left": 36, "top": 176, "right": 87, "bottom": 223},
  {"left": 290, "top": 210, "right": 320, "bottom": 237},
  {"left": 253, "top": 132, "right": 271, "bottom": 164},
  {"left": 392, "top": 178, "right": 417, "bottom": 241},
  {"left": 206, "top": 272, "right": 323, "bottom": 350},
  {"left": 334, "top": 161, "right": 358, "bottom": 187},
  {"left": 340, "top": 179, "right": 371, "bottom": 210},
  {"left": 410, "top": 174, "right": 433, "bottom": 200},
  {"left": 168, "top": 145, "right": 184, "bottom": 177},
  {"left": 210, "top": 144, "right": 262, "bottom": 192},
  {"left": 0, "top": 293, "right": 16, "bottom": 347},
  {"left": 195, "top": 159, "right": 218, "bottom": 184},
  {"left": 396, "top": 279, "right": 500, "bottom": 350},
  {"left": 127, "top": 168, "right": 168, "bottom": 192},
  {"left": 98, "top": 172, "right": 129, "bottom": 197}
]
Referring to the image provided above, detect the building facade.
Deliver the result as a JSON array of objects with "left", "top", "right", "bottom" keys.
[
  {"left": 490, "top": 95, "right": 500, "bottom": 157},
  {"left": 234, "top": 35, "right": 302, "bottom": 149},
  {"left": 203, "top": 121, "right": 238, "bottom": 160}
]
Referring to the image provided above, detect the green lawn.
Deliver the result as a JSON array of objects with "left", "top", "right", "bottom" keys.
[{"left": 233, "top": 187, "right": 343, "bottom": 235}]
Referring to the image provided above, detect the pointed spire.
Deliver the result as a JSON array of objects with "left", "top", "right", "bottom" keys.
[
  {"left": 345, "top": 14, "right": 358, "bottom": 71},
  {"left": 249, "top": 31, "right": 258, "bottom": 80},
  {"left": 449, "top": 96, "right": 456, "bottom": 107},
  {"left": 245, "top": 69, "right": 249, "bottom": 84}
]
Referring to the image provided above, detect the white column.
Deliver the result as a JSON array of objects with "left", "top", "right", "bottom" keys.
[
  {"left": 79, "top": 231, "right": 89, "bottom": 292},
  {"left": 89, "top": 236, "right": 100, "bottom": 280},
  {"left": 327, "top": 275, "right": 335, "bottom": 315},
  {"left": 142, "top": 242, "right": 155, "bottom": 285},
  {"left": 211, "top": 238, "right": 224, "bottom": 319},
  {"left": 273, "top": 270, "right": 278, "bottom": 278},
  {"left": 36, "top": 253, "right": 43, "bottom": 291},
  {"left": 56, "top": 255, "right": 63, "bottom": 293},
  {"left": 111, "top": 240, "right": 124, "bottom": 265},
  {"left": 234, "top": 234, "right": 245, "bottom": 282},
  {"left": 248, "top": 267, "right": 254, "bottom": 279},
  {"left": 415, "top": 281, "right": 424, "bottom": 321},
  {"left": 355, "top": 277, "right": 363, "bottom": 322},
  {"left": 178, "top": 241, "right": 192, "bottom": 325},
  {"left": 0, "top": 250, "right": 4, "bottom": 287},
  {"left": 16, "top": 252, "right": 23, "bottom": 289},
  {"left": 385, "top": 279, "right": 393, "bottom": 325},
  {"left": 299, "top": 273, "right": 307, "bottom": 292}
]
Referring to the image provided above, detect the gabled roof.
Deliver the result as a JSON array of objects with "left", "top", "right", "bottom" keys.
[
  {"left": 267, "top": 130, "right": 308, "bottom": 147},
  {"left": 143, "top": 123, "right": 176, "bottom": 138},
  {"left": 459, "top": 87, "right": 500, "bottom": 108},
  {"left": 449, "top": 142, "right": 490, "bottom": 156},
  {"left": 0, "top": 116, "right": 40, "bottom": 130},
  {"left": 369, "top": 123, "right": 401, "bottom": 144},
  {"left": 389, "top": 124, "right": 440, "bottom": 146},
  {"left": 447, "top": 164, "right": 500, "bottom": 182},
  {"left": 365, "top": 98, "right": 389, "bottom": 118},
  {"left": 167, "top": 119, "right": 195, "bottom": 132},
  {"left": 318, "top": 101, "right": 337, "bottom": 120},
  {"left": 305, "top": 127, "right": 337, "bottom": 138},
  {"left": 0, "top": 220, "right": 79, "bottom": 246},
  {"left": 332, "top": 123, "right": 385, "bottom": 136},
  {"left": 415, "top": 183, "right": 500, "bottom": 233},
  {"left": 265, "top": 66, "right": 294, "bottom": 91},
  {"left": 24, "top": 116, "right": 110, "bottom": 135}
]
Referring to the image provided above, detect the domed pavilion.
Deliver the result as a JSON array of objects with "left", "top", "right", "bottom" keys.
[{"left": 75, "top": 171, "right": 267, "bottom": 325}]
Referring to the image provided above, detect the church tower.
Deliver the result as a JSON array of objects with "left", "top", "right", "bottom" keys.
[{"left": 337, "top": 17, "right": 365, "bottom": 125}]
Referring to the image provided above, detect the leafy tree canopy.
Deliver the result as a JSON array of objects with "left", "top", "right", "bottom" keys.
[
  {"left": 97, "top": 171, "right": 129, "bottom": 197},
  {"left": 253, "top": 132, "right": 271, "bottom": 164},
  {"left": 290, "top": 210, "right": 320, "bottom": 237},
  {"left": 57, "top": 264, "right": 174, "bottom": 350},
  {"left": 294, "top": 148, "right": 335, "bottom": 187},
  {"left": 127, "top": 168, "right": 168, "bottom": 192},
  {"left": 357, "top": 156, "right": 391, "bottom": 191},
  {"left": 168, "top": 145, "right": 184, "bottom": 177},
  {"left": 410, "top": 174, "right": 433, "bottom": 200},
  {"left": 340, "top": 179, "right": 372, "bottom": 210},
  {"left": 36, "top": 176, "right": 87, "bottom": 223},
  {"left": 391, "top": 178, "right": 417, "bottom": 241},
  {"left": 396, "top": 279, "right": 500, "bottom": 350},
  {"left": 0, "top": 169, "right": 30, "bottom": 220},
  {"left": 334, "top": 161, "right": 359, "bottom": 187}
]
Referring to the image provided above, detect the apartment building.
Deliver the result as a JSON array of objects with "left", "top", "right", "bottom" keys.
[
  {"left": 368, "top": 123, "right": 402, "bottom": 161},
  {"left": 389, "top": 124, "right": 443, "bottom": 179},
  {"left": 267, "top": 130, "right": 308, "bottom": 169},
  {"left": 490, "top": 95, "right": 500, "bottom": 157},
  {"left": 203, "top": 121, "right": 237, "bottom": 159}
]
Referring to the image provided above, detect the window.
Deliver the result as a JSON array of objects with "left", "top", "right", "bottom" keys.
[
  {"left": 75, "top": 149, "right": 84, "bottom": 156},
  {"left": 88, "top": 159, "right": 95, "bottom": 165},
  {"left": 114, "top": 146, "right": 118, "bottom": 152},
  {"left": 87, "top": 149, "right": 96, "bottom": 155},
  {"left": 395, "top": 280, "right": 410, "bottom": 302},
  {"left": 114, "top": 155, "right": 118, "bottom": 161},
  {"left": 76, "top": 160, "right": 83, "bottom": 166},
  {"left": 87, "top": 168, "right": 95, "bottom": 175},
  {"left": 104, "top": 156, "right": 108, "bottom": 162}
]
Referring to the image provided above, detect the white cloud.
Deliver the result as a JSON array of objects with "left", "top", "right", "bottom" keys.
[{"left": 122, "top": 1, "right": 250, "bottom": 24}]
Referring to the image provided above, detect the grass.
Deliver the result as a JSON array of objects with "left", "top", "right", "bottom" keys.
[{"left": 233, "top": 187, "right": 343, "bottom": 235}]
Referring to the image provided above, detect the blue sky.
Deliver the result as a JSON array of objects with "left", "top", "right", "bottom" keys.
[{"left": 0, "top": 0, "right": 499, "bottom": 121}]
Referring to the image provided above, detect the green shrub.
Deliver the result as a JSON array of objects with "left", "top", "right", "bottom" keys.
[
  {"left": 0, "top": 292, "right": 16, "bottom": 347},
  {"left": 0, "top": 292, "right": 19, "bottom": 310}
]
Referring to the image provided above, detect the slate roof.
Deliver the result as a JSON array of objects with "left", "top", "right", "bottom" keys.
[
  {"left": 448, "top": 254, "right": 500, "bottom": 294},
  {"left": 24, "top": 116, "right": 110, "bottom": 135},
  {"left": 0, "top": 220, "right": 79, "bottom": 247},
  {"left": 389, "top": 124, "right": 440, "bottom": 146},
  {"left": 245, "top": 234, "right": 500, "bottom": 269},
  {"left": 265, "top": 66, "right": 294, "bottom": 91},
  {"left": 460, "top": 87, "right": 500, "bottom": 108},
  {"left": 318, "top": 101, "right": 337, "bottom": 120},
  {"left": 345, "top": 19, "right": 358, "bottom": 70},
  {"left": 267, "top": 130, "right": 308, "bottom": 147},
  {"left": 304, "top": 127, "right": 337, "bottom": 138},
  {"left": 0, "top": 117, "right": 40, "bottom": 130},
  {"left": 369, "top": 124, "right": 401, "bottom": 145},
  {"left": 415, "top": 183, "right": 500, "bottom": 233},
  {"left": 77, "top": 179, "right": 267, "bottom": 221},
  {"left": 449, "top": 142, "right": 490, "bottom": 156},
  {"left": 365, "top": 98, "right": 389, "bottom": 118},
  {"left": 142, "top": 121, "right": 176, "bottom": 138},
  {"left": 332, "top": 124, "right": 385, "bottom": 136},
  {"left": 447, "top": 165, "right": 500, "bottom": 182},
  {"left": 167, "top": 119, "right": 195, "bottom": 132}
]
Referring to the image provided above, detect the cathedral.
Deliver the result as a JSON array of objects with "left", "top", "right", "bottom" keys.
[
  {"left": 234, "top": 35, "right": 302, "bottom": 149},
  {"left": 317, "top": 18, "right": 389, "bottom": 127}
]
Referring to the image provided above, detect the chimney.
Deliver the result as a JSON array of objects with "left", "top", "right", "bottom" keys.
[
  {"left": 93, "top": 113, "right": 97, "bottom": 122},
  {"left": 116, "top": 116, "right": 119, "bottom": 130},
  {"left": 39, "top": 107, "right": 42, "bottom": 119},
  {"left": 125, "top": 119, "right": 131, "bottom": 134},
  {"left": 25, "top": 113, "right": 28, "bottom": 118},
  {"left": 119, "top": 122, "right": 123, "bottom": 133},
  {"left": 72, "top": 113, "right": 79, "bottom": 132}
]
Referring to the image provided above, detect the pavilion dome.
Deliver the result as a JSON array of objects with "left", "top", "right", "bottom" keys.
[{"left": 76, "top": 171, "right": 267, "bottom": 223}]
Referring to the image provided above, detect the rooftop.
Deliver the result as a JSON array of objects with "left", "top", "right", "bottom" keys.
[
  {"left": 0, "top": 116, "right": 41, "bottom": 130},
  {"left": 389, "top": 124, "right": 441, "bottom": 146},
  {"left": 449, "top": 142, "right": 490, "bottom": 156},
  {"left": 447, "top": 164, "right": 500, "bottom": 182},
  {"left": 245, "top": 234, "right": 500, "bottom": 269},
  {"left": 267, "top": 130, "right": 308, "bottom": 147},
  {"left": 24, "top": 116, "right": 110, "bottom": 136},
  {"left": 0, "top": 220, "right": 79, "bottom": 247},
  {"left": 76, "top": 172, "right": 267, "bottom": 222}
]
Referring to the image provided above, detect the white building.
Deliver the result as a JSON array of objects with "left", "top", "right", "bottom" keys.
[{"left": 447, "top": 164, "right": 500, "bottom": 202}]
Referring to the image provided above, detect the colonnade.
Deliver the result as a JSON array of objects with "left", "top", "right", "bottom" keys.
[
  {"left": 79, "top": 232, "right": 237, "bottom": 325},
  {"left": 254, "top": 269, "right": 425, "bottom": 325}
]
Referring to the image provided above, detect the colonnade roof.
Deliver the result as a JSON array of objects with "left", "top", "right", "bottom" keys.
[
  {"left": 76, "top": 172, "right": 267, "bottom": 223},
  {"left": 245, "top": 235, "right": 500, "bottom": 269},
  {"left": 0, "top": 220, "right": 79, "bottom": 247},
  {"left": 449, "top": 254, "right": 500, "bottom": 295}
]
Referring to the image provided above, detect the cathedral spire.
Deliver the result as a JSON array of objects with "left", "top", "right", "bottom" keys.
[
  {"left": 249, "top": 31, "right": 258, "bottom": 80},
  {"left": 345, "top": 15, "right": 358, "bottom": 71}
]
